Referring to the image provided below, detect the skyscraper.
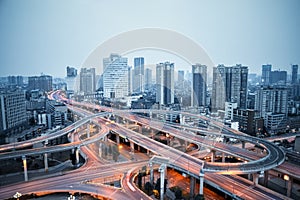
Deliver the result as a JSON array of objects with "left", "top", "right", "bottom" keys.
[
  {"left": 103, "top": 54, "right": 128, "bottom": 99},
  {"left": 255, "top": 86, "right": 288, "bottom": 134},
  {"left": 79, "top": 68, "right": 96, "bottom": 95},
  {"left": 178, "top": 70, "right": 184, "bottom": 82},
  {"left": 0, "top": 90, "right": 27, "bottom": 133},
  {"left": 292, "top": 64, "right": 298, "bottom": 84},
  {"left": 28, "top": 75, "right": 53, "bottom": 92},
  {"left": 211, "top": 64, "right": 248, "bottom": 111},
  {"left": 145, "top": 68, "right": 152, "bottom": 90},
  {"left": 192, "top": 64, "right": 207, "bottom": 107},
  {"left": 128, "top": 66, "right": 133, "bottom": 95},
  {"left": 65, "top": 66, "right": 78, "bottom": 92},
  {"left": 156, "top": 62, "right": 174, "bottom": 105},
  {"left": 270, "top": 70, "right": 287, "bottom": 85},
  {"left": 261, "top": 64, "right": 272, "bottom": 85},
  {"left": 133, "top": 57, "right": 144, "bottom": 93}
]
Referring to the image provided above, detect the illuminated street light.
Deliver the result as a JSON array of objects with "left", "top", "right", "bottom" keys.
[
  {"left": 13, "top": 192, "right": 22, "bottom": 200},
  {"left": 68, "top": 194, "right": 75, "bottom": 200}
]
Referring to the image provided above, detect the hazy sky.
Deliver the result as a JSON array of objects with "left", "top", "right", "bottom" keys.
[{"left": 0, "top": 0, "right": 299, "bottom": 77}]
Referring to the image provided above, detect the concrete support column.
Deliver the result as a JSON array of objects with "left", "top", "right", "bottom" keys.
[
  {"left": 87, "top": 124, "right": 90, "bottom": 138},
  {"left": 147, "top": 149, "right": 150, "bottom": 155},
  {"left": 116, "top": 134, "right": 120, "bottom": 145},
  {"left": 241, "top": 141, "right": 245, "bottom": 149},
  {"left": 158, "top": 164, "right": 166, "bottom": 200},
  {"left": 138, "top": 126, "right": 142, "bottom": 133},
  {"left": 253, "top": 173, "right": 259, "bottom": 185},
  {"left": 199, "top": 170, "right": 204, "bottom": 195},
  {"left": 22, "top": 156, "right": 28, "bottom": 182},
  {"left": 130, "top": 141, "right": 134, "bottom": 154},
  {"left": 211, "top": 150, "right": 216, "bottom": 162},
  {"left": 44, "top": 153, "right": 48, "bottom": 172},
  {"left": 287, "top": 178, "right": 292, "bottom": 197},
  {"left": 149, "top": 111, "right": 152, "bottom": 119},
  {"left": 180, "top": 114, "right": 184, "bottom": 125},
  {"left": 222, "top": 152, "right": 225, "bottom": 163},
  {"left": 137, "top": 145, "right": 141, "bottom": 152},
  {"left": 263, "top": 170, "right": 269, "bottom": 187},
  {"left": 190, "top": 176, "right": 195, "bottom": 198},
  {"left": 248, "top": 173, "right": 251, "bottom": 180},
  {"left": 150, "top": 162, "right": 154, "bottom": 185},
  {"left": 99, "top": 143, "right": 102, "bottom": 157},
  {"left": 44, "top": 140, "right": 48, "bottom": 172},
  {"left": 75, "top": 148, "right": 80, "bottom": 164}
]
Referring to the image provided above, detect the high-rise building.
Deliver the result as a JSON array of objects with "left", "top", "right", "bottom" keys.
[
  {"left": 255, "top": 86, "right": 288, "bottom": 117},
  {"left": 211, "top": 64, "right": 248, "bottom": 111},
  {"left": 270, "top": 70, "right": 287, "bottom": 85},
  {"left": 65, "top": 66, "right": 78, "bottom": 92},
  {"left": 255, "top": 86, "right": 288, "bottom": 134},
  {"left": 103, "top": 54, "right": 128, "bottom": 99},
  {"left": 67, "top": 66, "right": 77, "bottom": 77},
  {"left": 28, "top": 75, "right": 52, "bottom": 92},
  {"left": 133, "top": 57, "right": 144, "bottom": 93},
  {"left": 8, "top": 76, "right": 23, "bottom": 87},
  {"left": 192, "top": 64, "right": 207, "bottom": 107},
  {"left": 0, "top": 90, "right": 27, "bottom": 133},
  {"left": 178, "top": 70, "right": 185, "bottom": 82},
  {"left": 79, "top": 68, "right": 96, "bottom": 95},
  {"left": 292, "top": 64, "right": 298, "bottom": 84},
  {"left": 145, "top": 68, "right": 152, "bottom": 90},
  {"left": 261, "top": 64, "right": 272, "bottom": 85},
  {"left": 128, "top": 66, "right": 133, "bottom": 95},
  {"left": 156, "top": 62, "right": 174, "bottom": 105}
]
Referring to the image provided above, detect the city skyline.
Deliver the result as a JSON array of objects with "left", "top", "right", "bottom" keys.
[{"left": 0, "top": 0, "right": 299, "bottom": 77}]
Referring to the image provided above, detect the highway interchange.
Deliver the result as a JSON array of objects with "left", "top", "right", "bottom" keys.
[{"left": 0, "top": 90, "right": 298, "bottom": 199}]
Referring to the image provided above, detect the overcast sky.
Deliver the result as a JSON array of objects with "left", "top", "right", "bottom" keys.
[{"left": 0, "top": 0, "right": 299, "bottom": 77}]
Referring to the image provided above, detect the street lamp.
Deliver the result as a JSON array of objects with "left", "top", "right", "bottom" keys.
[
  {"left": 13, "top": 192, "right": 22, "bottom": 200},
  {"left": 68, "top": 194, "right": 75, "bottom": 200}
]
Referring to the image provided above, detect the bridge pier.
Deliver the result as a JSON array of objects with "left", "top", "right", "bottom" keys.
[
  {"left": 99, "top": 142, "right": 102, "bottom": 157},
  {"left": 138, "top": 125, "right": 142, "bottom": 133},
  {"left": 75, "top": 147, "right": 80, "bottom": 164},
  {"left": 158, "top": 164, "right": 166, "bottom": 200},
  {"left": 221, "top": 152, "right": 225, "bottom": 163},
  {"left": 22, "top": 156, "right": 28, "bottom": 181},
  {"left": 199, "top": 169, "right": 204, "bottom": 195},
  {"left": 211, "top": 150, "right": 216, "bottom": 162},
  {"left": 190, "top": 176, "right": 195, "bottom": 198},
  {"left": 149, "top": 162, "right": 154, "bottom": 185},
  {"left": 44, "top": 153, "right": 48, "bottom": 172},
  {"left": 263, "top": 170, "right": 269, "bottom": 187},
  {"left": 180, "top": 114, "right": 184, "bottom": 125},
  {"left": 86, "top": 123, "right": 90, "bottom": 138},
  {"left": 44, "top": 140, "right": 48, "bottom": 172},
  {"left": 130, "top": 141, "right": 134, "bottom": 154},
  {"left": 284, "top": 175, "right": 293, "bottom": 197},
  {"left": 116, "top": 134, "right": 120, "bottom": 145},
  {"left": 241, "top": 141, "right": 245, "bottom": 149}
]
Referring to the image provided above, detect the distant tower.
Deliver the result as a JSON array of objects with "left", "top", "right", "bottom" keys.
[
  {"left": 292, "top": 64, "right": 298, "bottom": 84},
  {"left": 178, "top": 70, "right": 185, "bottom": 82},
  {"left": 128, "top": 66, "right": 133, "bottom": 95},
  {"left": 145, "top": 68, "right": 152, "bottom": 90},
  {"left": 65, "top": 66, "right": 78, "bottom": 92},
  {"left": 192, "top": 64, "right": 207, "bottom": 107},
  {"left": 79, "top": 68, "right": 96, "bottom": 95},
  {"left": 211, "top": 64, "right": 248, "bottom": 111},
  {"left": 28, "top": 75, "right": 53, "bottom": 92},
  {"left": 156, "top": 62, "right": 174, "bottom": 105},
  {"left": 261, "top": 64, "right": 272, "bottom": 85},
  {"left": 103, "top": 54, "right": 128, "bottom": 98},
  {"left": 133, "top": 57, "right": 144, "bottom": 93}
]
